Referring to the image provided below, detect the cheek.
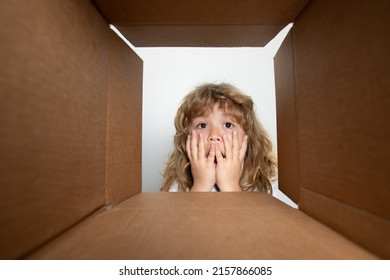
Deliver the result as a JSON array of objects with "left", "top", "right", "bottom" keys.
[
  {"left": 227, "top": 128, "right": 245, "bottom": 140},
  {"left": 190, "top": 129, "right": 201, "bottom": 138},
  {"left": 195, "top": 128, "right": 213, "bottom": 140}
]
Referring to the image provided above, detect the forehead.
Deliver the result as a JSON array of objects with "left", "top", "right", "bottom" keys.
[{"left": 194, "top": 103, "right": 230, "bottom": 118}]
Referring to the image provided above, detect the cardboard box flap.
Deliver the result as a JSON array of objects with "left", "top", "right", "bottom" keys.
[
  {"left": 94, "top": 0, "right": 310, "bottom": 25},
  {"left": 300, "top": 188, "right": 390, "bottom": 259},
  {"left": 1, "top": 0, "right": 388, "bottom": 261},
  {"left": 274, "top": 30, "right": 300, "bottom": 203},
  {"left": 291, "top": 0, "right": 390, "bottom": 258},
  {"left": 105, "top": 30, "right": 143, "bottom": 205},
  {"left": 0, "top": 0, "right": 110, "bottom": 259},
  {"left": 110, "top": 25, "right": 287, "bottom": 47},
  {"left": 93, "top": 0, "right": 311, "bottom": 47},
  {"left": 28, "top": 193, "right": 377, "bottom": 259}
]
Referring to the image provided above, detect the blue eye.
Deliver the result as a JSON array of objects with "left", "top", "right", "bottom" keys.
[{"left": 224, "top": 122, "right": 235, "bottom": 129}]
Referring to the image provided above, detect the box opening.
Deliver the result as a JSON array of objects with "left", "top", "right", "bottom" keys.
[{"left": 111, "top": 24, "right": 297, "bottom": 208}]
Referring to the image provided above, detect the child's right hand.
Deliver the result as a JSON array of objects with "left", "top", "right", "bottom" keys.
[{"left": 186, "top": 130, "right": 216, "bottom": 191}]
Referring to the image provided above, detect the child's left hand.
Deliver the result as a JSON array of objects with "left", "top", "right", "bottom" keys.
[{"left": 215, "top": 131, "right": 248, "bottom": 191}]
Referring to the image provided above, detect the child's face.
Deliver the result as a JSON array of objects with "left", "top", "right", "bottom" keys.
[{"left": 189, "top": 103, "right": 246, "bottom": 157}]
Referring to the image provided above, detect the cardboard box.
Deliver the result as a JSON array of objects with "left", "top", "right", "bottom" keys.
[{"left": 0, "top": 0, "right": 388, "bottom": 259}]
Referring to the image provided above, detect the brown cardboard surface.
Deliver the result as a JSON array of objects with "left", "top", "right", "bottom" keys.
[
  {"left": 28, "top": 193, "right": 376, "bottom": 259},
  {"left": 105, "top": 31, "right": 143, "bottom": 205},
  {"left": 93, "top": 0, "right": 310, "bottom": 47},
  {"left": 274, "top": 31, "right": 300, "bottom": 203},
  {"left": 94, "top": 0, "right": 310, "bottom": 25},
  {"left": 292, "top": 0, "right": 390, "bottom": 257},
  {"left": 1, "top": 0, "right": 388, "bottom": 261},
  {"left": 300, "top": 188, "right": 390, "bottom": 259},
  {"left": 114, "top": 25, "right": 286, "bottom": 47},
  {"left": 0, "top": 0, "right": 110, "bottom": 259}
]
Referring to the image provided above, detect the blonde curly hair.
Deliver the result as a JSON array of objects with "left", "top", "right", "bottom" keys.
[{"left": 161, "top": 82, "right": 277, "bottom": 193}]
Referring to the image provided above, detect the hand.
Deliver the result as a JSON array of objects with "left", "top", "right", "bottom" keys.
[
  {"left": 215, "top": 131, "right": 248, "bottom": 191},
  {"left": 186, "top": 130, "right": 216, "bottom": 191}
]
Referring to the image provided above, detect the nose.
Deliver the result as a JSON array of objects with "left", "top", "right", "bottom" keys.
[{"left": 208, "top": 126, "right": 222, "bottom": 142}]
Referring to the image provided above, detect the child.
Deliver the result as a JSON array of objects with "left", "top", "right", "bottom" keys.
[{"left": 161, "top": 82, "right": 277, "bottom": 193}]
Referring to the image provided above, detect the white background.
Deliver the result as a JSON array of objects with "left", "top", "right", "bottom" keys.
[
  {"left": 112, "top": 24, "right": 296, "bottom": 207},
  {"left": 1, "top": 260, "right": 388, "bottom": 280}
]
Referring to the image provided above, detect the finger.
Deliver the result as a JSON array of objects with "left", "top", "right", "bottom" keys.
[
  {"left": 239, "top": 135, "right": 248, "bottom": 160},
  {"left": 190, "top": 130, "right": 198, "bottom": 160},
  {"left": 223, "top": 133, "right": 232, "bottom": 159},
  {"left": 215, "top": 142, "right": 224, "bottom": 162},
  {"left": 207, "top": 143, "right": 216, "bottom": 163},
  {"left": 232, "top": 131, "right": 240, "bottom": 157},
  {"left": 186, "top": 134, "right": 192, "bottom": 161},
  {"left": 198, "top": 132, "right": 205, "bottom": 159}
]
